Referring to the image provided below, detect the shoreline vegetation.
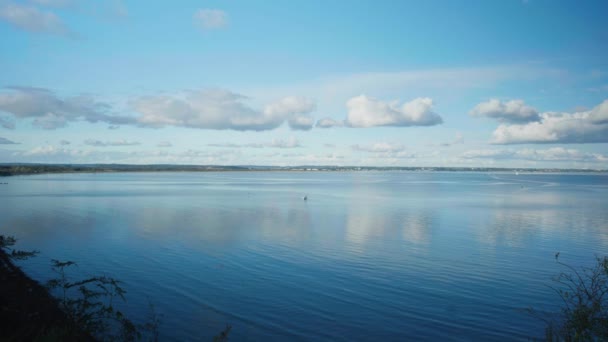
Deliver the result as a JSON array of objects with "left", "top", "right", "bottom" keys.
[
  {"left": 0, "top": 235, "right": 232, "bottom": 341},
  {"left": 0, "top": 238, "right": 95, "bottom": 341},
  {"left": 1, "top": 163, "right": 606, "bottom": 177}
]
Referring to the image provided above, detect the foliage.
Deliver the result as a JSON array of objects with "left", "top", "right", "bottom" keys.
[
  {"left": 538, "top": 255, "right": 608, "bottom": 341},
  {"left": 213, "top": 325, "right": 232, "bottom": 342},
  {"left": 0, "top": 234, "right": 38, "bottom": 260},
  {"left": 45, "top": 259, "right": 162, "bottom": 341}
]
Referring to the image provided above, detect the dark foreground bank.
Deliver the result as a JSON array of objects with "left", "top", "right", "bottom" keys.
[{"left": 0, "top": 248, "right": 94, "bottom": 341}]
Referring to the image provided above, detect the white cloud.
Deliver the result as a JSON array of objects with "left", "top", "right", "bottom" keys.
[
  {"left": 0, "top": 2, "right": 73, "bottom": 36},
  {"left": 288, "top": 115, "right": 314, "bottom": 131},
  {"left": 316, "top": 117, "right": 343, "bottom": 128},
  {"left": 133, "top": 90, "right": 315, "bottom": 131},
  {"left": 266, "top": 96, "right": 316, "bottom": 131},
  {"left": 470, "top": 99, "right": 540, "bottom": 123},
  {"left": 193, "top": 9, "right": 227, "bottom": 30},
  {"left": 84, "top": 139, "right": 140, "bottom": 147},
  {"left": 491, "top": 99, "right": 608, "bottom": 144},
  {"left": 0, "top": 87, "right": 134, "bottom": 129},
  {"left": 345, "top": 95, "right": 443, "bottom": 128},
  {"left": 352, "top": 142, "right": 405, "bottom": 153},
  {"left": 0, "top": 87, "right": 317, "bottom": 132},
  {"left": 461, "top": 147, "right": 607, "bottom": 163},
  {"left": 0, "top": 136, "right": 18, "bottom": 144}
]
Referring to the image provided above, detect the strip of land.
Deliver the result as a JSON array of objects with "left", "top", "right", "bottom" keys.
[{"left": 1, "top": 163, "right": 605, "bottom": 177}]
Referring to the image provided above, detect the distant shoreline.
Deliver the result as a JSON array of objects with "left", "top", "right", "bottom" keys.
[{"left": 1, "top": 163, "right": 606, "bottom": 177}]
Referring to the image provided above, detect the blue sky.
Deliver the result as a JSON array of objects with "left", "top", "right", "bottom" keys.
[{"left": 1, "top": 0, "right": 607, "bottom": 168}]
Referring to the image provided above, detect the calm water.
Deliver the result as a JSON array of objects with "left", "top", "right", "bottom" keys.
[{"left": 1, "top": 171, "right": 607, "bottom": 341}]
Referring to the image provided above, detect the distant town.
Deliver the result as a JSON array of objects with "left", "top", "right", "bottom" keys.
[{"left": 0, "top": 163, "right": 606, "bottom": 177}]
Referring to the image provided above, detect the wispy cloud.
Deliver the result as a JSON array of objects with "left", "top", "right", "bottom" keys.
[
  {"left": 433, "top": 132, "right": 464, "bottom": 147},
  {"left": 193, "top": 9, "right": 227, "bottom": 30},
  {"left": 352, "top": 142, "right": 405, "bottom": 153},
  {"left": 208, "top": 137, "right": 302, "bottom": 149},
  {"left": 84, "top": 139, "right": 140, "bottom": 147},
  {"left": 28, "top": 0, "right": 75, "bottom": 8},
  {"left": 461, "top": 147, "right": 608, "bottom": 163},
  {"left": 0, "top": 1, "right": 74, "bottom": 37},
  {"left": 156, "top": 141, "right": 172, "bottom": 148},
  {"left": 0, "top": 136, "right": 18, "bottom": 144}
]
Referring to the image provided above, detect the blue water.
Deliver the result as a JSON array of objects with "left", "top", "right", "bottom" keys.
[{"left": 1, "top": 171, "right": 607, "bottom": 341}]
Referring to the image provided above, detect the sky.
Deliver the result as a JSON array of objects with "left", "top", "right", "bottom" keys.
[{"left": 0, "top": 0, "right": 607, "bottom": 168}]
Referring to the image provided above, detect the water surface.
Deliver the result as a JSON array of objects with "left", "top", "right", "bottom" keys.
[{"left": 1, "top": 171, "right": 607, "bottom": 340}]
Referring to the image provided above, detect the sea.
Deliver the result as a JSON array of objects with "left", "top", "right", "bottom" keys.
[{"left": 1, "top": 171, "right": 607, "bottom": 341}]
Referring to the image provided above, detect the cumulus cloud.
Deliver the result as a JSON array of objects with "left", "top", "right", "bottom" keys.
[
  {"left": 352, "top": 142, "right": 405, "bottom": 153},
  {"left": 193, "top": 9, "right": 227, "bottom": 30},
  {"left": 266, "top": 96, "right": 315, "bottom": 130},
  {"left": 0, "top": 136, "right": 18, "bottom": 144},
  {"left": 316, "top": 117, "right": 344, "bottom": 128},
  {"left": 84, "top": 139, "right": 140, "bottom": 147},
  {"left": 461, "top": 147, "right": 607, "bottom": 163},
  {"left": 470, "top": 99, "right": 540, "bottom": 123},
  {"left": 0, "top": 2, "right": 73, "bottom": 36},
  {"left": 345, "top": 95, "right": 443, "bottom": 128},
  {"left": 156, "top": 141, "right": 172, "bottom": 148},
  {"left": 0, "top": 87, "right": 316, "bottom": 132},
  {"left": 288, "top": 115, "right": 314, "bottom": 131},
  {"left": 132, "top": 90, "right": 315, "bottom": 131},
  {"left": 491, "top": 99, "right": 608, "bottom": 144},
  {"left": 0, "top": 87, "right": 134, "bottom": 129}
]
